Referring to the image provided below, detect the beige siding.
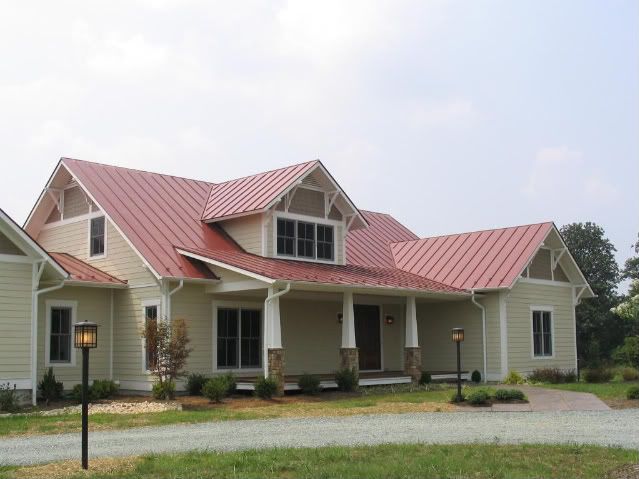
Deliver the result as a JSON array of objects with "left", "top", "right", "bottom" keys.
[
  {"left": 288, "top": 188, "right": 325, "bottom": 218},
  {"left": 554, "top": 264, "right": 569, "bottom": 282},
  {"left": 0, "top": 261, "right": 32, "bottom": 380},
  {"left": 37, "top": 286, "right": 111, "bottom": 387},
  {"left": 0, "top": 231, "right": 25, "bottom": 255},
  {"left": 220, "top": 215, "right": 262, "bottom": 255},
  {"left": 480, "top": 293, "right": 501, "bottom": 376},
  {"left": 506, "top": 281, "right": 576, "bottom": 374},
  {"left": 381, "top": 303, "right": 403, "bottom": 371},
  {"left": 37, "top": 218, "right": 155, "bottom": 286},
  {"left": 528, "top": 249, "right": 552, "bottom": 280},
  {"left": 62, "top": 186, "right": 91, "bottom": 218}
]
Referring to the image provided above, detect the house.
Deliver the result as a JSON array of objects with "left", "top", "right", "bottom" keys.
[{"left": 0, "top": 158, "right": 593, "bottom": 404}]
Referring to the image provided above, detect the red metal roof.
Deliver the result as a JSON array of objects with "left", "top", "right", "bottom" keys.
[
  {"left": 390, "top": 222, "right": 553, "bottom": 290},
  {"left": 178, "top": 246, "right": 466, "bottom": 294},
  {"left": 201, "top": 161, "right": 319, "bottom": 221},
  {"left": 50, "top": 252, "right": 126, "bottom": 285},
  {"left": 346, "top": 211, "right": 419, "bottom": 268},
  {"left": 61, "top": 158, "right": 240, "bottom": 280}
]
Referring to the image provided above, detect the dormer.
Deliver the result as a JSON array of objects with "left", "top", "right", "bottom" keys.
[{"left": 202, "top": 161, "right": 367, "bottom": 265}]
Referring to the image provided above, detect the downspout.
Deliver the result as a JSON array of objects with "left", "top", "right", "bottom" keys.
[
  {"left": 31, "top": 260, "right": 66, "bottom": 405},
  {"left": 166, "top": 280, "right": 184, "bottom": 322},
  {"left": 109, "top": 289, "right": 114, "bottom": 380},
  {"left": 471, "top": 290, "right": 487, "bottom": 384},
  {"left": 263, "top": 283, "right": 291, "bottom": 378}
]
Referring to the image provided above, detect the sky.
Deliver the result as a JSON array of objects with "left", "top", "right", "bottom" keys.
[{"left": 0, "top": 1, "right": 637, "bottom": 288}]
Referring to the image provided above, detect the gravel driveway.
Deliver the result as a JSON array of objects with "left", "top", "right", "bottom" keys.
[{"left": 1, "top": 410, "right": 638, "bottom": 466}]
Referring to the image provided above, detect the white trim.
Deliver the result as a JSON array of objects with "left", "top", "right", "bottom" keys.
[
  {"left": 530, "top": 305, "right": 555, "bottom": 360},
  {"left": 87, "top": 215, "right": 107, "bottom": 260},
  {"left": 44, "top": 299, "right": 78, "bottom": 368},
  {"left": 118, "top": 380, "right": 153, "bottom": 392},
  {"left": 63, "top": 280, "right": 127, "bottom": 289},
  {"left": 518, "top": 277, "right": 572, "bottom": 288},
  {"left": 39, "top": 210, "right": 104, "bottom": 231},
  {"left": 128, "top": 283, "right": 161, "bottom": 290},
  {"left": 572, "top": 286, "right": 579, "bottom": 371},
  {"left": 212, "top": 299, "right": 264, "bottom": 372},
  {"left": 205, "top": 279, "right": 268, "bottom": 294},
  {"left": 109, "top": 289, "right": 114, "bottom": 380},
  {"left": 141, "top": 298, "right": 161, "bottom": 373},
  {"left": 0, "top": 254, "right": 36, "bottom": 264},
  {"left": 177, "top": 249, "right": 275, "bottom": 284},
  {"left": 499, "top": 291, "right": 509, "bottom": 377},
  {"left": 272, "top": 212, "right": 341, "bottom": 264}
]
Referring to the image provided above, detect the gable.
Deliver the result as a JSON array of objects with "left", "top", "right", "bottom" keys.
[{"left": 0, "top": 230, "right": 25, "bottom": 255}]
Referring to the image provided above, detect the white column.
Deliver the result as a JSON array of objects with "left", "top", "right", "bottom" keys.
[
  {"left": 405, "top": 296, "right": 418, "bottom": 348},
  {"left": 341, "top": 291, "right": 356, "bottom": 348},
  {"left": 270, "top": 294, "right": 282, "bottom": 349}
]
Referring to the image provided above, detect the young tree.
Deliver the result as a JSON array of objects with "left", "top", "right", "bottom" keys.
[
  {"left": 612, "top": 233, "right": 639, "bottom": 335},
  {"left": 560, "top": 222, "right": 621, "bottom": 365}
]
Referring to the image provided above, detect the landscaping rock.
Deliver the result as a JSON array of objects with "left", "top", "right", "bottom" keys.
[{"left": 1, "top": 401, "right": 181, "bottom": 417}]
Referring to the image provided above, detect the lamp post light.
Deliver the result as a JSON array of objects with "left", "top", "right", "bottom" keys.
[
  {"left": 451, "top": 327, "right": 464, "bottom": 402},
  {"left": 73, "top": 321, "right": 98, "bottom": 470}
]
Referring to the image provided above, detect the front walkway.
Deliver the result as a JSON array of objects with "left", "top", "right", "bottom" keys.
[{"left": 1, "top": 410, "right": 636, "bottom": 465}]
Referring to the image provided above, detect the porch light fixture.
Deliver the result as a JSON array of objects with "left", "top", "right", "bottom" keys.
[
  {"left": 73, "top": 321, "right": 98, "bottom": 470},
  {"left": 451, "top": 327, "right": 464, "bottom": 402},
  {"left": 384, "top": 314, "right": 395, "bottom": 325},
  {"left": 337, "top": 312, "right": 343, "bottom": 323}
]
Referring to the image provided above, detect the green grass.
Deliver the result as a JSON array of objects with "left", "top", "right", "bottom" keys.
[
  {"left": 3, "top": 444, "right": 637, "bottom": 479},
  {"left": 533, "top": 380, "right": 639, "bottom": 400}
]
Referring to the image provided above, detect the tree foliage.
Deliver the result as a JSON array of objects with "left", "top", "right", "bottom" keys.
[
  {"left": 612, "top": 233, "right": 639, "bottom": 335},
  {"left": 142, "top": 317, "right": 192, "bottom": 389}
]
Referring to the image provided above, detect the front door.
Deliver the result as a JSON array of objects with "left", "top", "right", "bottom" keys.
[{"left": 354, "top": 304, "right": 381, "bottom": 370}]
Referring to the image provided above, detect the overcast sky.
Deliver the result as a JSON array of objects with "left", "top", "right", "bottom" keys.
[{"left": 1, "top": 1, "right": 637, "bottom": 284}]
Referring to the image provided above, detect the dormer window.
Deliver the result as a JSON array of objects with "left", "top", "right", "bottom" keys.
[
  {"left": 90, "top": 216, "right": 105, "bottom": 257},
  {"left": 276, "top": 217, "right": 334, "bottom": 262},
  {"left": 276, "top": 219, "right": 295, "bottom": 256}
]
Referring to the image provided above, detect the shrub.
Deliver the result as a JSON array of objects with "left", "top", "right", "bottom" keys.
[
  {"left": 0, "top": 383, "right": 20, "bottom": 413},
  {"left": 255, "top": 376, "right": 279, "bottom": 399},
  {"left": 503, "top": 370, "right": 525, "bottom": 385},
  {"left": 152, "top": 380, "right": 176, "bottom": 400},
  {"left": 419, "top": 372, "right": 432, "bottom": 385},
  {"left": 612, "top": 336, "right": 639, "bottom": 368},
  {"left": 450, "top": 390, "right": 466, "bottom": 403},
  {"left": 528, "top": 368, "right": 576, "bottom": 384},
  {"left": 220, "top": 372, "right": 236, "bottom": 395},
  {"left": 584, "top": 368, "right": 613, "bottom": 383},
  {"left": 494, "top": 389, "right": 526, "bottom": 401},
  {"left": 335, "top": 368, "right": 359, "bottom": 392},
  {"left": 202, "top": 377, "right": 228, "bottom": 403},
  {"left": 621, "top": 367, "right": 639, "bottom": 382},
  {"left": 471, "top": 370, "right": 481, "bottom": 383},
  {"left": 298, "top": 373, "right": 322, "bottom": 395},
  {"left": 186, "top": 373, "right": 207, "bottom": 396},
  {"left": 71, "top": 380, "right": 119, "bottom": 403},
  {"left": 466, "top": 388, "right": 492, "bottom": 405},
  {"left": 627, "top": 386, "right": 639, "bottom": 400},
  {"left": 38, "top": 368, "right": 63, "bottom": 405}
]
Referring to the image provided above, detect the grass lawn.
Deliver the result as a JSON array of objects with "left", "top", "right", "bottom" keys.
[
  {"left": 0, "top": 386, "right": 455, "bottom": 438},
  {"left": 2, "top": 444, "right": 637, "bottom": 479},
  {"left": 532, "top": 381, "right": 639, "bottom": 401}
]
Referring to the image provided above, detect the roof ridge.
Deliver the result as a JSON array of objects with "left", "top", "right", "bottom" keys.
[{"left": 209, "top": 159, "right": 319, "bottom": 187}]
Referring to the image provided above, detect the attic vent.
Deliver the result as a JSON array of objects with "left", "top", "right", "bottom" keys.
[{"left": 301, "top": 175, "right": 322, "bottom": 188}]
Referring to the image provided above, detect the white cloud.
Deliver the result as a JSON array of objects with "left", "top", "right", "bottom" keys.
[{"left": 86, "top": 33, "right": 168, "bottom": 77}]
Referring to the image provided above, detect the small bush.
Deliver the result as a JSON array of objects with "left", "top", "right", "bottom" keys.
[
  {"left": 528, "top": 368, "right": 576, "bottom": 384},
  {"left": 152, "top": 380, "right": 176, "bottom": 400},
  {"left": 186, "top": 373, "right": 207, "bottom": 396},
  {"left": 419, "top": 372, "right": 432, "bottom": 385},
  {"left": 584, "top": 368, "right": 613, "bottom": 383},
  {"left": 503, "top": 370, "right": 525, "bottom": 385},
  {"left": 202, "top": 377, "right": 228, "bottom": 403},
  {"left": 298, "top": 373, "right": 322, "bottom": 395},
  {"left": 471, "top": 370, "right": 481, "bottom": 383},
  {"left": 0, "top": 383, "right": 20, "bottom": 413},
  {"left": 335, "top": 368, "right": 359, "bottom": 392},
  {"left": 220, "top": 372, "right": 236, "bottom": 395},
  {"left": 612, "top": 336, "right": 639, "bottom": 368},
  {"left": 255, "top": 376, "right": 279, "bottom": 399},
  {"left": 38, "top": 368, "right": 63, "bottom": 405},
  {"left": 621, "top": 367, "right": 639, "bottom": 382},
  {"left": 71, "top": 380, "right": 119, "bottom": 403},
  {"left": 627, "top": 386, "right": 639, "bottom": 400},
  {"left": 494, "top": 388, "right": 526, "bottom": 401},
  {"left": 466, "top": 388, "right": 492, "bottom": 405}
]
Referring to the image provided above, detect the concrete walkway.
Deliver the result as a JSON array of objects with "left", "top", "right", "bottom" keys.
[{"left": 1, "top": 409, "right": 637, "bottom": 466}]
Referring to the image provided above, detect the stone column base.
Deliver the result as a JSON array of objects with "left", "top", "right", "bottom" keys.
[
  {"left": 339, "top": 347, "right": 359, "bottom": 374},
  {"left": 267, "top": 348, "right": 285, "bottom": 396},
  {"left": 404, "top": 347, "right": 422, "bottom": 382}
]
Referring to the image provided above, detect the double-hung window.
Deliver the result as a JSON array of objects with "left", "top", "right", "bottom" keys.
[
  {"left": 217, "top": 307, "right": 261, "bottom": 369},
  {"left": 532, "top": 309, "right": 553, "bottom": 357},
  {"left": 316, "top": 224, "right": 334, "bottom": 260},
  {"left": 276, "top": 218, "right": 334, "bottom": 261},
  {"left": 90, "top": 216, "right": 105, "bottom": 257},
  {"left": 144, "top": 304, "right": 159, "bottom": 370},
  {"left": 49, "top": 307, "right": 72, "bottom": 363},
  {"left": 276, "top": 219, "right": 295, "bottom": 256}
]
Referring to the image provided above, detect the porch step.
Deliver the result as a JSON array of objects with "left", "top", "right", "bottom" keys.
[{"left": 236, "top": 373, "right": 412, "bottom": 391}]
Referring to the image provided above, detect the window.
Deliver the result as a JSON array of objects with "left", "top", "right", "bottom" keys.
[
  {"left": 276, "top": 219, "right": 295, "bottom": 256},
  {"left": 532, "top": 309, "right": 553, "bottom": 357},
  {"left": 217, "top": 307, "right": 261, "bottom": 369},
  {"left": 144, "top": 305, "right": 158, "bottom": 370},
  {"left": 90, "top": 216, "right": 105, "bottom": 257},
  {"left": 276, "top": 217, "right": 335, "bottom": 262},
  {"left": 317, "top": 224, "right": 334, "bottom": 260},
  {"left": 49, "top": 307, "right": 72, "bottom": 363}
]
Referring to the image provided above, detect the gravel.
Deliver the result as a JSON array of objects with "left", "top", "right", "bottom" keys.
[
  {"left": 0, "top": 402, "right": 181, "bottom": 418},
  {"left": 1, "top": 410, "right": 638, "bottom": 466}
]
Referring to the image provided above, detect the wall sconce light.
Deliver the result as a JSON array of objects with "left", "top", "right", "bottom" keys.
[
  {"left": 337, "top": 312, "right": 343, "bottom": 323},
  {"left": 384, "top": 314, "right": 395, "bottom": 325}
]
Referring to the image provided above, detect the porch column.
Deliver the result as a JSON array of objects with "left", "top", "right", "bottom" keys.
[
  {"left": 404, "top": 296, "right": 422, "bottom": 382},
  {"left": 340, "top": 290, "right": 359, "bottom": 373},
  {"left": 265, "top": 287, "right": 285, "bottom": 395}
]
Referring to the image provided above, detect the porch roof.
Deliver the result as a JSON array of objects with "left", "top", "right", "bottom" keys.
[
  {"left": 176, "top": 246, "right": 468, "bottom": 295},
  {"left": 49, "top": 252, "right": 127, "bottom": 287}
]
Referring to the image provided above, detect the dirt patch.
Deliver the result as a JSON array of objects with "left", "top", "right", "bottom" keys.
[
  {"left": 11, "top": 457, "right": 139, "bottom": 479},
  {"left": 176, "top": 391, "right": 359, "bottom": 410},
  {"left": 606, "top": 463, "right": 639, "bottom": 479},
  {"left": 605, "top": 399, "right": 639, "bottom": 410}
]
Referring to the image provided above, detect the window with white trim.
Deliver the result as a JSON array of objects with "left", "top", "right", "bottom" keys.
[
  {"left": 532, "top": 310, "right": 553, "bottom": 357},
  {"left": 49, "top": 307, "right": 72, "bottom": 363},
  {"left": 144, "top": 304, "right": 158, "bottom": 370},
  {"left": 90, "top": 216, "right": 105, "bottom": 257},
  {"left": 276, "top": 217, "right": 334, "bottom": 261},
  {"left": 217, "top": 307, "right": 261, "bottom": 369}
]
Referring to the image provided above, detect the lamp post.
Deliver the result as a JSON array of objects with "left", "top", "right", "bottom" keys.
[
  {"left": 451, "top": 327, "right": 464, "bottom": 402},
  {"left": 73, "top": 321, "right": 98, "bottom": 470}
]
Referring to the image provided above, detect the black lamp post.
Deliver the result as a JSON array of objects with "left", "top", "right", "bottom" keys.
[
  {"left": 73, "top": 321, "right": 98, "bottom": 470},
  {"left": 451, "top": 327, "right": 464, "bottom": 402}
]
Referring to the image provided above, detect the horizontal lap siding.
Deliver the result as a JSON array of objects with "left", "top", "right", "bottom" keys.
[
  {"left": 0, "top": 232, "right": 25, "bottom": 255},
  {"left": 382, "top": 303, "right": 403, "bottom": 371},
  {"left": 172, "top": 283, "right": 212, "bottom": 375},
  {"left": 480, "top": 293, "right": 501, "bottom": 376},
  {"left": 507, "top": 281, "right": 576, "bottom": 374},
  {"left": 0, "top": 262, "right": 32, "bottom": 379},
  {"left": 220, "top": 215, "right": 263, "bottom": 255}
]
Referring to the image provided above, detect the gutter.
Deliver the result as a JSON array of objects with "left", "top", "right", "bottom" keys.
[
  {"left": 263, "top": 283, "right": 291, "bottom": 378},
  {"left": 470, "top": 290, "right": 487, "bottom": 384}
]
